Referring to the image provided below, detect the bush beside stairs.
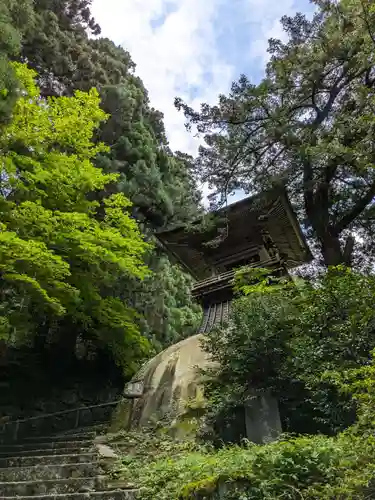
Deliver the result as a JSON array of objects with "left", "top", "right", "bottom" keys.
[{"left": 0, "top": 426, "right": 138, "bottom": 499}]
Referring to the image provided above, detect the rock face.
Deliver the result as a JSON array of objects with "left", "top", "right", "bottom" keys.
[
  {"left": 127, "top": 334, "right": 210, "bottom": 428},
  {"left": 121, "top": 334, "right": 282, "bottom": 444}
]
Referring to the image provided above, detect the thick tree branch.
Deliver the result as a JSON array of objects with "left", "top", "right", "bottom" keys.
[
  {"left": 365, "top": 67, "right": 375, "bottom": 88},
  {"left": 335, "top": 182, "right": 375, "bottom": 233},
  {"left": 324, "top": 158, "right": 339, "bottom": 184},
  {"left": 313, "top": 80, "right": 342, "bottom": 126},
  {"left": 313, "top": 64, "right": 368, "bottom": 127},
  {"left": 311, "top": 81, "right": 321, "bottom": 117}
]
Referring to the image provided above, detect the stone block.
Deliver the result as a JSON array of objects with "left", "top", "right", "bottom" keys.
[{"left": 108, "top": 399, "right": 133, "bottom": 433}]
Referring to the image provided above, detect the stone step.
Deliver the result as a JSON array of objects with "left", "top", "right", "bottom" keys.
[
  {"left": 0, "top": 489, "right": 138, "bottom": 500},
  {"left": 0, "top": 452, "right": 98, "bottom": 468},
  {"left": 0, "top": 446, "right": 93, "bottom": 458},
  {"left": 0, "top": 475, "right": 107, "bottom": 496},
  {"left": 0, "top": 462, "right": 103, "bottom": 482},
  {"left": 0, "top": 440, "right": 92, "bottom": 452},
  {"left": 0, "top": 430, "right": 102, "bottom": 446}
]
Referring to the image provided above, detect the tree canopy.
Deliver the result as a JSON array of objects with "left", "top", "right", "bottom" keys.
[
  {"left": 0, "top": 63, "right": 152, "bottom": 374},
  {"left": 96, "top": 84, "right": 201, "bottom": 229},
  {"left": 19, "top": 0, "right": 134, "bottom": 96},
  {"left": 177, "top": 0, "right": 375, "bottom": 267},
  {"left": 0, "top": 0, "right": 34, "bottom": 123},
  {"left": 0, "top": 0, "right": 203, "bottom": 375}
]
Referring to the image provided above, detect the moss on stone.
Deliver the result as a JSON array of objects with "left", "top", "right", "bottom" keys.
[{"left": 109, "top": 399, "right": 133, "bottom": 433}]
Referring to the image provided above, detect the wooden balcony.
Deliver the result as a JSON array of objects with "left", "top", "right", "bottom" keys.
[{"left": 191, "top": 257, "right": 283, "bottom": 299}]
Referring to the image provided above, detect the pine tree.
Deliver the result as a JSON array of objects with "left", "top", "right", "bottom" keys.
[
  {"left": 176, "top": 0, "right": 375, "bottom": 267},
  {"left": 19, "top": 0, "right": 133, "bottom": 97},
  {"left": 0, "top": 0, "right": 34, "bottom": 122}
]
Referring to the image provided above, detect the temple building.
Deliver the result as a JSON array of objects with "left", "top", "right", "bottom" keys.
[{"left": 117, "top": 187, "right": 312, "bottom": 442}]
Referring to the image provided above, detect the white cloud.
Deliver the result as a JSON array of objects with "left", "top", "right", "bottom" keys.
[
  {"left": 245, "top": 0, "right": 314, "bottom": 63},
  {"left": 91, "top": 0, "right": 312, "bottom": 205},
  {"left": 91, "top": 0, "right": 233, "bottom": 157}
]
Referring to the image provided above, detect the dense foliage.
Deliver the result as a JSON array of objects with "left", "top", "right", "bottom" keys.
[
  {"left": 0, "top": 0, "right": 202, "bottom": 376},
  {"left": 116, "top": 427, "right": 375, "bottom": 499},
  {"left": 201, "top": 266, "right": 375, "bottom": 439},
  {"left": 0, "top": 0, "right": 34, "bottom": 123},
  {"left": 19, "top": 0, "right": 133, "bottom": 97},
  {"left": 96, "top": 85, "right": 201, "bottom": 229},
  {"left": 123, "top": 254, "right": 201, "bottom": 350},
  {"left": 111, "top": 350, "right": 375, "bottom": 499},
  {"left": 177, "top": 0, "right": 375, "bottom": 267},
  {"left": 94, "top": 83, "right": 202, "bottom": 351},
  {"left": 0, "top": 64, "right": 152, "bottom": 373}
]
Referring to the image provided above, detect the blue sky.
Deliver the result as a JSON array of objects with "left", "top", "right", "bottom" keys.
[{"left": 91, "top": 0, "right": 314, "bottom": 201}]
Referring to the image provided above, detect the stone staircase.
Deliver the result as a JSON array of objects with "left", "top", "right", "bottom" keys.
[{"left": 0, "top": 427, "right": 137, "bottom": 499}]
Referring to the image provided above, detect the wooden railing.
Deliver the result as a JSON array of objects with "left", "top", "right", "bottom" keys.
[{"left": 192, "top": 257, "right": 282, "bottom": 296}]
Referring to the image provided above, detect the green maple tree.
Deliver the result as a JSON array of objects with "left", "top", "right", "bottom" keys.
[{"left": 0, "top": 63, "right": 152, "bottom": 373}]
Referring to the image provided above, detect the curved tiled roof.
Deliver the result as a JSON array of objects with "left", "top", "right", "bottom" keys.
[{"left": 156, "top": 187, "right": 312, "bottom": 280}]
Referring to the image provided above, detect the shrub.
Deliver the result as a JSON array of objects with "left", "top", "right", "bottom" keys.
[
  {"left": 202, "top": 266, "right": 375, "bottom": 438},
  {"left": 116, "top": 429, "right": 375, "bottom": 499}
]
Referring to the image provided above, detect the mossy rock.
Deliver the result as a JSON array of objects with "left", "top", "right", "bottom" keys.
[{"left": 122, "top": 334, "right": 216, "bottom": 432}]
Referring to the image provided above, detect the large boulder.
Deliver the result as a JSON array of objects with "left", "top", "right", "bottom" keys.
[
  {"left": 112, "top": 334, "right": 282, "bottom": 443},
  {"left": 127, "top": 334, "right": 210, "bottom": 429}
]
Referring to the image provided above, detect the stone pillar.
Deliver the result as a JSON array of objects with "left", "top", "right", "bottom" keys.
[
  {"left": 244, "top": 392, "right": 282, "bottom": 444},
  {"left": 109, "top": 381, "right": 144, "bottom": 432}
]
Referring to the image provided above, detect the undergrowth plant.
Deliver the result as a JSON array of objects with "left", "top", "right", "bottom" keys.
[{"left": 114, "top": 350, "right": 375, "bottom": 498}]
